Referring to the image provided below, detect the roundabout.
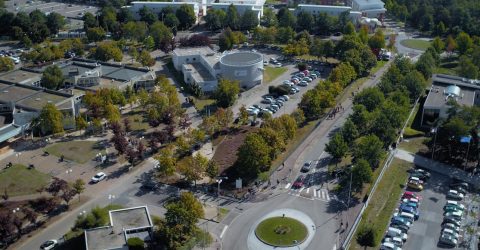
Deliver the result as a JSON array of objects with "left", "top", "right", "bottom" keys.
[
  {"left": 255, "top": 216, "right": 308, "bottom": 247},
  {"left": 247, "top": 208, "right": 316, "bottom": 250}
]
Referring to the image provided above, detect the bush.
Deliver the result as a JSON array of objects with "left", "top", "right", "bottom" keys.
[
  {"left": 356, "top": 224, "right": 377, "bottom": 247},
  {"left": 127, "top": 237, "right": 145, "bottom": 250},
  {"left": 268, "top": 85, "right": 290, "bottom": 96},
  {"left": 297, "top": 63, "right": 307, "bottom": 71}
]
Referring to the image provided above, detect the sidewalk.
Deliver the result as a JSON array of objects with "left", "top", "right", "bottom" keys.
[{"left": 395, "top": 149, "right": 480, "bottom": 188}]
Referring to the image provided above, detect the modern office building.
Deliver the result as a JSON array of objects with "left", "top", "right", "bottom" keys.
[
  {"left": 421, "top": 74, "right": 480, "bottom": 126},
  {"left": 85, "top": 206, "right": 154, "bottom": 250},
  {"left": 172, "top": 47, "right": 264, "bottom": 92}
]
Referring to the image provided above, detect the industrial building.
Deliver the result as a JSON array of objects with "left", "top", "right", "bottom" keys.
[
  {"left": 85, "top": 206, "right": 154, "bottom": 250},
  {"left": 422, "top": 74, "right": 480, "bottom": 127},
  {"left": 172, "top": 47, "right": 264, "bottom": 92}
]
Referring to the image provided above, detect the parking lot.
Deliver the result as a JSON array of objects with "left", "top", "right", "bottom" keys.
[
  {"left": 6, "top": 0, "right": 99, "bottom": 18},
  {"left": 389, "top": 171, "right": 480, "bottom": 250}
]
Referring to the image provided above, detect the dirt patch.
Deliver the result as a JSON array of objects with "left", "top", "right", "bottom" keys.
[{"left": 212, "top": 126, "right": 257, "bottom": 174}]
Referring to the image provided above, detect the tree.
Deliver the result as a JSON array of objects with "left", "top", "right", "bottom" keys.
[
  {"left": 276, "top": 27, "right": 295, "bottom": 44},
  {"left": 431, "top": 37, "right": 445, "bottom": 54},
  {"left": 38, "top": 103, "right": 64, "bottom": 135},
  {"left": 23, "top": 208, "right": 38, "bottom": 227},
  {"left": 358, "top": 25, "right": 368, "bottom": 44},
  {"left": 226, "top": 4, "right": 240, "bottom": 30},
  {"left": 458, "top": 55, "right": 479, "bottom": 79},
  {"left": 277, "top": 8, "right": 296, "bottom": 28},
  {"left": 351, "top": 158, "right": 373, "bottom": 192},
  {"left": 356, "top": 224, "right": 377, "bottom": 247},
  {"left": 92, "top": 42, "right": 123, "bottom": 62},
  {"left": 105, "top": 103, "right": 121, "bottom": 123},
  {"left": 205, "top": 9, "right": 226, "bottom": 31},
  {"left": 86, "top": 27, "right": 106, "bottom": 42},
  {"left": 112, "top": 133, "right": 128, "bottom": 155},
  {"left": 41, "top": 65, "right": 64, "bottom": 90},
  {"left": 0, "top": 57, "right": 14, "bottom": 72},
  {"left": 164, "top": 192, "right": 204, "bottom": 242},
  {"left": 73, "top": 179, "right": 85, "bottom": 201},
  {"left": 238, "top": 105, "right": 249, "bottom": 125},
  {"left": 456, "top": 32, "right": 473, "bottom": 55},
  {"left": 46, "top": 177, "right": 68, "bottom": 196},
  {"left": 328, "top": 62, "right": 357, "bottom": 87},
  {"left": 234, "top": 133, "right": 271, "bottom": 181},
  {"left": 240, "top": 9, "right": 259, "bottom": 31},
  {"left": 354, "top": 135, "right": 385, "bottom": 168},
  {"left": 127, "top": 237, "right": 145, "bottom": 250},
  {"left": 149, "top": 21, "right": 173, "bottom": 52},
  {"left": 214, "top": 78, "right": 240, "bottom": 108},
  {"left": 61, "top": 188, "right": 75, "bottom": 206},
  {"left": 164, "top": 13, "right": 180, "bottom": 30},
  {"left": 75, "top": 116, "right": 88, "bottom": 132},
  {"left": 46, "top": 12, "right": 65, "bottom": 34},
  {"left": 353, "top": 87, "right": 385, "bottom": 112},
  {"left": 155, "top": 145, "right": 177, "bottom": 179},
  {"left": 341, "top": 119, "right": 359, "bottom": 144},
  {"left": 415, "top": 51, "right": 435, "bottom": 79},
  {"left": 296, "top": 11, "right": 313, "bottom": 32},
  {"left": 368, "top": 29, "right": 385, "bottom": 51},
  {"left": 138, "top": 50, "right": 155, "bottom": 67},
  {"left": 403, "top": 71, "right": 427, "bottom": 100},
  {"left": 206, "top": 160, "right": 218, "bottom": 180},
  {"left": 181, "top": 153, "right": 209, "bottom": 186},
  {"left": 446, "top": 35, "right": 457, "bottom": 55},
  {"left": 176, "top": 4, "right": 196, "bottom": 30},
  {"left": 325, "top": 133, "right": 348, "bottom": 160},
  {"left": 139, "top": 6, "right": 157, "bottom": 25},
  {"left": 261, "top": 8, "right": 277, "bottom": 27},
  {"left": 83, "top": 12, "right": 97, "bottom": 30},
  {"left": 344, "top": 21, "right": 355, "bottom": 35}
]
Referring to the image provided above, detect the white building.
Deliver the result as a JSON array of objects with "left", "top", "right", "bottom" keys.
[
  {"left": 127, "top": 2, "right": 201, "bottom": 20},
  {"left": 210, "top": 0, "right": 266, "bottom": 19},
  {"left": 173, "top": 47, "right": 264, "bottom": 92},
  {"left": 351, "top": 0, "right": 386, "bottom": 20},
  {"left": 296, "top": 4, "right": 364, "bottom": 23}
]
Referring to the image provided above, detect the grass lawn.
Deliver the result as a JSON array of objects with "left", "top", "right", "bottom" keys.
[
  {"left": 46, "top": 141, "right": 105, "bottom": 164},
  {"left": 217, "top": 207, "right": 230, "bottom": 221},
  {"left": 400, "top": 39, "right": 431, "bottom": 51},
  {"left": 0, "top": 164, "right": 51, "bottom": 197},
  {"left": 193, "top": 98, "right": 216, "bottom": 112},
  {"left": 350, "top": 158, "right": 412, "bottom": 249},
  {"left": 403, "top": 101, "right": 425, "bottom": 138},
  {"left": 124, "top": 112, "right": 150, "bottom": 131},
  {"left": 264, "top": 66, "right": 288, "bottom": 83},
  {"left": 399, "top": 137, "right": 430, "bottom": 154},
  {"left": 255, "top": 217, "right": 308, "bottom": 246}
]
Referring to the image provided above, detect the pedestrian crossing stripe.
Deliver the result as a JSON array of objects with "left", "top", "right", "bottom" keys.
[
  {"left": 285, "top": 183, "right": 291, "bottom": 189},
  {"left": 306, "top": 188, "right": 310, "bottom": 194}
]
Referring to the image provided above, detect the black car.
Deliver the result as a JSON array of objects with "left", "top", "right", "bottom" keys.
[
  {"left": 301, "top": 161, "right": 313, "bottom": 172},
  {"left": 450, "top": 181, "right": 469, "bottom": 191},
  {"left": 391, "top": 224, "right": 409, "bottom": 234},
  {"left": 304, "top": 174, "right": 313, "bottom": 187}
]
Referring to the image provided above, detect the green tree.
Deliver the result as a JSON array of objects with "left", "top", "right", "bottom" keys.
[
  {"left": 403, "top": 71, "right": 427, "bottom": 100},
  {"left": 238, "top": 105, "right": 249, "bottom": 125},
  {"left": 155, "top": 145, "right": 177, "bottom": 179},
  {"left": 446, "top": 35, "right": 457, "bottom": 55},
  {"left": 325, "top": 133, "right": 348, "bottom": 160},
  {"left": 164, "top": 13, "right": 180, "bottom": 30},
  {"left": 0, "top": 57, "right": 14, "bottom": 72},
  {"left": 351, "top": 158, "right": 373, "bottom": 192},
  {"left": 458, "top": 55, "right": 479, "bottom": 79},
  {"left": 431, "top": 37, "right": 445, "bottom": 54},
  {"left": 328, "top": 62, "right": 357, "bottom": 87},
  {"left": 86, "top": 27, "right": 106, "bottom": 42},
  {"left": 41, "top": 65, "right": 64, "bottom": 90},
  {"left": 353, "top": 87, "right": 385, "bottom": 112},
  {"left": 149, "top": 21, "right": 173, "bottom": 52},
  {"left": 139, "top": 6, "right": 157, "bottom": 25},
  {"left": 415, "top": 51, "right": 435, "bottom": 79},
  {"left": 138, "top": 50, "right": 155, "bottom": 67},
  {"left": 72, "top": 179, "right": 85, "bottom": 201},
  {"left": 105, "top": 103, "right": 121, "bottom": 123},
  {"left": 358, "top": 25, "right": 369, "bottom": 44},
  {"left": 368, "top": 30, "right": 385, "bottom": 50},
  {"left": 75, "top": 116, "right": 88, "bottom": 131},
  {"left": 205, "top": 9, "right": 226, "bottom": 31},
  {"left": 46, "top": 12, "right": 65, "bottom": 34},
  {"left": 176, "top": 4, "right": 196, "bottom": 30},
  {"left": 180, "top": 153, "right": 209, "bottom": 186},
  {"left": 353, "top": 135, "right": 385, "bottom": 168},
  {"left": 234, "top": 133, "right": 271, "bottom": 181},
  {"left": 343, "top": 21, "right": 355, "bottom": 35},
  {"left": 165, "top": 192, "right": 204, "bottom": 239},
  {"left": 226, "top": 4, "right": 240, "bottom": 30},
  {"left": 38, "top": 103, "right": 64, "bottom": 135},
  {"left": 214, "top": 78, "right": 240, "bottom": 108},
  {"left": 341, "top": 119, "right": 359, "bottom": 144},
  {"left": 261, "top": 8, "right": 277, "bottom": 27},
  {"left": 356, "top": 224, "right": 377, "bottom": 247},
  {"left": 240, "top": 9, "right": 259, "bottom": 31},
  {"left": 127, "top": 237, "right": 144, "bottom": 250},
  {"left": 277, "top": 7, "right": 296, "bottom": 28},
  {"left": 456, "top": 32, "right": 473, "bottom": 55},
  {"left": 92, "top": 42, "right": 123, "bottom": 62},
  {"left": 296, "top": 11, "right": 313, "bottom": 32},
  {"left": 83, "top": 12, "right": 97, "bottom": 30},
  {"left": 257, "top": 127, "right": 286, "bottom": 159},
  {"left": 276, "top": 27, "right": 295, "bottom": 44},
  {"left": 143, "top": 36, "right": 155, "bottom": 51},
  {"left": 205, "top": 160, "right": 219, "bottom": 180}
]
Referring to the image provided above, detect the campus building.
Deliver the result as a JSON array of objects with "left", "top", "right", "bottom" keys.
[
  {"left": 84, "top": 206, "right": 154, "bottom": 250},
  {"left": 295, "top": 4, "right": 362, "bottom": 23},
  {"left": 172, "top": 47, "right": 264, "bottom": 92},
  {"left": 351, "top": 0, "right": 386, "bottom": 20},
  {"left": 422, "top": 74, "right": 480, "bottom": 127}
]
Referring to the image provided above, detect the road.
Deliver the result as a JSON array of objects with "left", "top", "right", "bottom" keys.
[
  {"left": 222, "top": 60, "right": 393, "bottom": 250},
  {"left": 15, "top": 158, "right": 158, "bottom": 250}
]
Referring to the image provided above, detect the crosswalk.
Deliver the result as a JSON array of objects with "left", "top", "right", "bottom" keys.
[{"left": 287, "top": 186, "right": 331, "bottom": 201}]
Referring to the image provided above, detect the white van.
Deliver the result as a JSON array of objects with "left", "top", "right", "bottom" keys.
[{"left": 387, "top": 227, "right": 408, "bottom": 242}]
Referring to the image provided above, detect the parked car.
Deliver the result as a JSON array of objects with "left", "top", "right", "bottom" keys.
[
  {"left": 444, "top": 205, "right": 463, "bottom": 213},
  {"left": 402, "top": 191, "right": 421, "bottom": 200},
  {"left": 380, "top": 242, "right": 401, "bottom": 250},
  {"left": 91, "top": 172, "right": 107, "bottom": 183},
  {"left": 393, "top": 211, "right": 415, "bottom": 223},
  {"left": 292, "top": 175, "right": 305, "bottom": 189},
  {"left": 391, "top": 216, "right": 411, "bottom": 227},
  {"left": 439, "top": 234, "right": 457, "bottom": 247},
  {"left": 409, "top": 176, "right": 424, "bottom": 184},
  {"left": 386, "top": 227, "right": 408, "bottom": 242},
  {"left": 453, "top": 187, "right": 467, "bottom": 195},
  {"left": 407, "top": 180, "right": 423, "bottom": 191},
  {"left": 445, "top": 200, "right": 465, "bottom": 210},
  {"left": 410, "top": 172, "right": 429, "bottom": 181},
  {"left": 40, "top": 240, "right": 58, "bottom": 250},
  {"left": 401, "top": 200, "right": 419, "bottom": 209},
  {"left": 384, "top": 236, "right": 403, "bottom": 247},
  {"left": 298, "top": 81, "right": 308, "bottom": 86},
  {"left": 399, "top": 204, "right": 419, "bottom": 220},
  {"left": 301, "top": 161, "right": 313, "bottom": 172},
  {"left": 390, "top": 224, "right": 409, "bottom": 234},
  {"left": 449, "top": 181, "right": 469, "bottom": 190},
  {"left": 442, "top": 223, "right": 460, "bottom": 233},
  {"left": 443, "top": 216, "right": 461, "bottom": 227},
  {"left": 447, "top": 190, "right": 464, "bottom": 200},
  {"left": 266, "top": 106, "right": 277, "bottom": 113},
  {"left": 442, "top": 228, "right": 460, "bottom": 239},
  {"left": 303, "top": 174, "right": 314, "bottom": 187},
  {"left": 261, "top": 98, "right": 274, "bottom": 104},
  {"left": 443, "top": 211, "right": 463, "bottom": 220}
]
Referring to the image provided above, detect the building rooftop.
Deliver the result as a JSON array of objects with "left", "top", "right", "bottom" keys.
[
  {"left": 174, "top": 46, "right": 215, "bottom": 57},
  {"left": 61, "top": 63, "right": 96, "bottom": 78},
  {"left": 185, "top": 63, "right": 217, "bottom": 82},
  {"left": 432, "top": 74, "right": 480, "bottom": 90},
  {"left": 85, "top": 206, "right": 153, "bottom": 250},
  {"left": 16, "top": 91, "right": 70, "bottom": 111},
  {"left": 0, "top": 70, "right": 41, "bottom": 85},
  {"left": 105, "top": 67, "right": 147, "bottom": 82},
  {"left": 297, "top": 4, "right": 351, "bottom": 9},
  {"left": 0, "top": 85, "right": 39, "bottom": 103},
  {"left": 220, "top": 52, "right": 263, "bottom": 66},
  {"left": 352, "top": 0, "right": 385, "bottom": 9},
  {"left": 424, "top": 83, "right": 476, "bottom": 108}
]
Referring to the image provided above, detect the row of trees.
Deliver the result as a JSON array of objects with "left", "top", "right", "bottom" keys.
[
  {"left": 0, "top": 9, "right": 65, "bottom": 45},
  {"left": 22, "top": 39, "right": 85, "bottom": 64},
  {"left": 205, "top": 5, "right": 259, "bottom": 31}
]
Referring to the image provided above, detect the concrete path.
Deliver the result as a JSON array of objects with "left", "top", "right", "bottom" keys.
[{"left": 394, "top": 149, "right": 480, "bottom": 187}]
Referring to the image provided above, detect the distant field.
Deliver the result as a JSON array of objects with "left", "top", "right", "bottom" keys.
[
  {"left": 0, "top": 164, "right": 51, "bottom": 196},
  {"left": 400, "top": 39, "right": 431, "bottom": 51}
]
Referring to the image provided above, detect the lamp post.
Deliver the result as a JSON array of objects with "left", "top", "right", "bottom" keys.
[
  {"left": 65, "top": 169, "right": 73, "bottom": 181},
  {"left": 15, "top": 153, "right": 21, "bottom": 164},
  {"left": 215, "top": 177, "right": 228, "bottom": 218},
  {"left": 108, "top": 194, "right": 115, "bottom": 205},
  {"left": 431, "top": 127, "right": 438, "bottom": 160}
]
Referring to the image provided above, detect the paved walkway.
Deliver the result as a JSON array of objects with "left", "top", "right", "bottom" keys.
[{"left": 395, "top": 149, "right": 480, "bottom": 188}]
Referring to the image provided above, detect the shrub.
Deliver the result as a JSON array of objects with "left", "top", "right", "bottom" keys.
[
  {"left": 356, "top": 224, "right": 377, "bottom": 247},
  {"left": 127, "top": 237, "right": 145, "bottom": 250},
  {"left": 297, "top": 63, "right": 307, "bottom": 71}
]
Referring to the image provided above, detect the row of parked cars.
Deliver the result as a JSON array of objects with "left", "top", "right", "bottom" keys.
[
  {"left": 439, "top": 181, "right": 470, "bottom": 247},
  {"left": 247, "top": 94, "right": 291, "bottom": 117},
  {"left": 381, "top": 168, "right": 432, "bottom": 250}
]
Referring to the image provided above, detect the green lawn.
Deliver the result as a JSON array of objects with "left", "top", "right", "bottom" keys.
[
  {"left": 264, "top": 66, "right": 288, "bottom": 83},
  {"left": 403, "top": 101, "right": 425, "bottom": 138},
  {"left": 255, "top": 217, "right": 308, "bottom": 246},
  {"left": 46, "top": 141, "right": 106, "bottom": 164},
  {"left": 399, "top": 137, "right": 430, "bottom": 154},
  {"left": 0, "top": 164, "right": 51, "bottom": 197},
  {"left": 350, "top": 158, "right": 412, "bottom": 249},
  {"left": 400, "top": 39, "right": 431, "bottom": 51},
  {"left": 124, "top": 112, "right": 150, "bottom": 131},
  {"left": 193, "top": 98, "right": 216, "bottom": 112}
]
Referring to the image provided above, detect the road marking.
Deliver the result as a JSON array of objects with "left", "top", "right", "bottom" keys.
[
  {"left": 306, "top": 188, "right": 310, "bottom": 194},
  {"left": 313, "top": 190, "right": 317, "bottom": 197},
  {"left": 332, "top": 244, "right": 336, "bottom": 250},
  {"left": 285, "top": 183, "right": 291, "bottom": 189},
  {"left": 220, "top": 225, "right": 228, "bottom": 239},
  {"left": 299, "top": 187, "right": 305, "bottom": 193}
]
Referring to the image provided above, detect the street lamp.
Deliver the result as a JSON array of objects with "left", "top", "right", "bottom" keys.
[
  {"left": 12, "top": 207, "right": 20, "bottom": 214},
  {"left": 431, "top": 127, "right": 438, "bottom": 160},
  {"left": 215, "top": 177, "right": 228, "bottom": 197},
  {"left": 15, "top": 153, "right": 21, "bottom": 164},
  {"left": 79, "top": 210, "right": 87, "bottom": 217},
  {"left": 108, "top": 194, "right": 116, "bottom": 204}
]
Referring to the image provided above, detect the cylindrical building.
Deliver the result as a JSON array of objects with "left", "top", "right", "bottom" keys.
[{"left": 219, "top": 52, "right": 264, "bottom": 89}]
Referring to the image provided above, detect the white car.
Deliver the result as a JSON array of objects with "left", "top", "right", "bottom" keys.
[
  {"left": 275, "top": 62, "right": 282, "bottom": 67},
  {"left": 298, "top": 81, "right": 308, "bottom": 86},
  {"left": 40, "top": 240, "right": 58, "bottom": 250},
  {"left": 447, "top": 190, "right": 464, "bottom": 200},
  {"left": 91, "top": 172, "right": 107, "bottom": 183}
]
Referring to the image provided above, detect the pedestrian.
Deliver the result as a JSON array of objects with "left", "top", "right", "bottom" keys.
[
  {"left": 283, "top": 214, "right": 285, "bottom": 218},
  {"left": 277, "top": 179, "right": 279, "bottom": 185}
]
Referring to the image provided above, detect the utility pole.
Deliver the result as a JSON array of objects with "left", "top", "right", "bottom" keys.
[{"left": 431, "top": 127, "right": 438, "bottom": 160}]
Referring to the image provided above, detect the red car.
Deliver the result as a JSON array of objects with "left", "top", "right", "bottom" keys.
[
  {"left": 292, "top": 175, "right": 305, "bottom": 189},
  {"left": 402, "top": 191, "right": 421, "bottom": 200}
]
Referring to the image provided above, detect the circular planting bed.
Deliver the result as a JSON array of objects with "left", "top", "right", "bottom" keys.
[{"left": 254, "top": 216, "right": 308, "bottom": 247}]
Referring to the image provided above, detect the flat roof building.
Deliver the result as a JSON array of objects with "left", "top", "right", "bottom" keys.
[
  {"left": 85, "top": 206, "right": 153, "bottom": 250},
  {"left": 351, "top": 0, "right": 386, "bottom": 20},
  {"left": 173, "top": 47, "right": 264, "bottom": 92},
  {"left": 422, "top": 74, "right": 480, "bottom": 127}
]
